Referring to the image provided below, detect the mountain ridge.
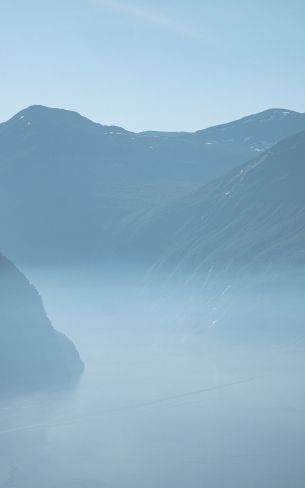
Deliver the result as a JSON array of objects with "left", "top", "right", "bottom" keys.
[
  {"left": 1, "top": 104, "right": 305, "bottom": 265},
  {"left": 3, "top": 104, "right": 305, "bottom": 135}
]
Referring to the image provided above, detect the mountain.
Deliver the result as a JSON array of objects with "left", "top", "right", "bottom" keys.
[
  {"left": 0, "top": 105, "right": 305, "bottom": 264},
  {"left": 0, "top": 253, "right": 84, "bottom": 395},
  {"left": 125, "top": 129, "right": 305, "bottom": 273}
]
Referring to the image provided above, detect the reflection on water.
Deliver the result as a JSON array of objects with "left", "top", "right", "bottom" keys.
[{"left": 1, "top": 266, "right": 305, "bottom": 488}]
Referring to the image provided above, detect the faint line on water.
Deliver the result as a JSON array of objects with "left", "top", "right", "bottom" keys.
[{"left": 0, "top": 374, "right": 264, "bottom": 437}]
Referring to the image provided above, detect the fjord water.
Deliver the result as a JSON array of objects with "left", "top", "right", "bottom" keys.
[{"left": 1, "top": 265, "right": 305, "bottom": 488}]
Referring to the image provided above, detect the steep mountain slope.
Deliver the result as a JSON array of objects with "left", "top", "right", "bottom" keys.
[
  {"left": 127, "top": 129, "right": 305, "bottom": 272},
  {"left": 0, "top": 253, "right": 84, "bottom": 394},
  {"left": 0, "top": 105, "right": 305, "bottom": 264}
]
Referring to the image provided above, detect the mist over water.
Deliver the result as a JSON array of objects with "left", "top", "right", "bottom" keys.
[{"left": 1, "top": 264, "right": 305, "bottom": 488}]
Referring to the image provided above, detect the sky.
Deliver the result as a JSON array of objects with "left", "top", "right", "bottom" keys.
[{"left": 1, "top": 0, "right": 305, "bottom": 132}]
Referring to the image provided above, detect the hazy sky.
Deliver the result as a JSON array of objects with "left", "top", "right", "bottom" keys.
[{"left": 1, "top": 0, "right": 305, "bottom": 131}]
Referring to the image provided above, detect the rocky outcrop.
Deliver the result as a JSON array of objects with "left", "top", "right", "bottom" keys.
[{"left": 0, "top": 253, "right": 84, "bottom": 394}]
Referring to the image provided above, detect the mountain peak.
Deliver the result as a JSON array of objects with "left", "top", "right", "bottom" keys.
[
  {"left": 240, "top": 108, "right": 301, "bottom": 123},
  {"left": 5, "top": 105, "right": 130, "bottom": 136},
  {"left": 13, "top": 104, "right": 90, "bottom": 125}
]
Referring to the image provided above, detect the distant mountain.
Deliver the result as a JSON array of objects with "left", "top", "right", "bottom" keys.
[
  {"left": 0, "top": 253, "right": 84, "bottom": 395},
  {"left": 0, "top": 105, "right": 305, "bottom": 264},
  {"left": 142, "top": 108, "right": 305, "bottom": 152},
  {"left": 127, "top": 129, "right": 305, "bottom": 273},
  {"left": 193, "top": 108, "right": 305, "bottom": 150}
]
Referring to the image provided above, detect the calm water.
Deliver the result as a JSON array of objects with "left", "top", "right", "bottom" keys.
[{"left": 1, "top": 266, "right": 305, "bottom": 488}]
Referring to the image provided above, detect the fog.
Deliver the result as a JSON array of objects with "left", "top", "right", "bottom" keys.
[{"left": 1, "top": 265, "right": 305, "bottom": 487}]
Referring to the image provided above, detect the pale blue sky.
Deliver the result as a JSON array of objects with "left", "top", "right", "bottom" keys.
[{"left": 1, "top": 0, "right": 305, "bottom": 131}]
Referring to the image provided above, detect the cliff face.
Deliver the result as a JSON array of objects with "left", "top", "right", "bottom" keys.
[{"left": 0, "top": 253, "right": 84, "bottom": 394}]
